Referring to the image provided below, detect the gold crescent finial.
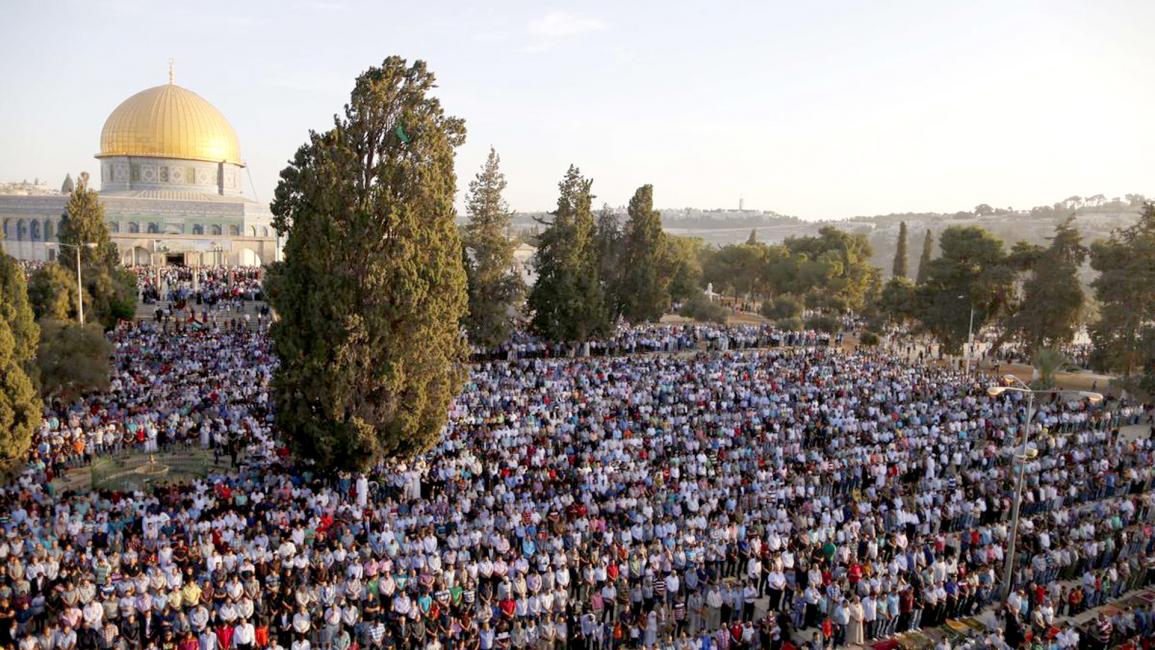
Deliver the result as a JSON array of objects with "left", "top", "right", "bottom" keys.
[{"left": 168, "top": 58, "right": 175, "bottom": 84}]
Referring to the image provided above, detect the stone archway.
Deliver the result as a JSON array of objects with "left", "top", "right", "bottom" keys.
[{"left": 131, "top": 246, "right": 152, "bottom": 266}]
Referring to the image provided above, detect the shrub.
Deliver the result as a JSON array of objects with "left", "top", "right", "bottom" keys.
[
  {"left": 679, "top": 295, "right": 729, "bottom": 324},
  {"left": 760, "top": 294, "right": 803, "bottom": 320},
  {"left": 859, "top": 331, "right": 880, "bottom": 347},
  {"left": 805, "top": 314, "right": 840, "bottom": 334},
  {"left": 775, "top": 317, "right": 803, "bottom": 332}
]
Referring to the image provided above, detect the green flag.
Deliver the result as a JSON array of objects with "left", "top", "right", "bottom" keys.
[{"left": 395, "top": 123, "right": 410, "bottom": 144}]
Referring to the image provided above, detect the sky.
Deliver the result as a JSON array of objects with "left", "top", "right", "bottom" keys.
[{"left": 0, "top": 0, "right": 1152, "bottom": 220}]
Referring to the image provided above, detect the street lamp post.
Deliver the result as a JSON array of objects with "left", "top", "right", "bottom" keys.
[
  {"left": 957, "top": 295, "right": 975, "bottom": 375},
  {"left": 46, "top": 241, "right": 97, "bottom": 326},
  {"left": 988, "top": 376, "right": 1103, "bottom": 602}
]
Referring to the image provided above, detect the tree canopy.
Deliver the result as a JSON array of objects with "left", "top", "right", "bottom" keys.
[
  {"left": 1005, "top": 217, "right": 1086, "bottom": 349},
  {"left": 0, "top": 253, "right": 39, "bottom": 363},
  {"left": 34, "top": 320, "right": 111, "bottom": 401},
  {"left": 27, "top": 264, "right": 78, "bottom": 322},
  {"left": 914, "top": 225, "right": 1013, "bottom": 353},
  {"left": 1090, "top": 203, "right": 1155, "bottom": 391},
  {"left": 0, "top": 254, "right": 39, "bottom": 461},
  {"left": 266, "top": 56, "right": 469, "bottom": 471}
]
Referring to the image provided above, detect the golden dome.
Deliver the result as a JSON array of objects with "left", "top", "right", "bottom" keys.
[{"left": 97, "top": 83, "right": 242, "bottom": 165}]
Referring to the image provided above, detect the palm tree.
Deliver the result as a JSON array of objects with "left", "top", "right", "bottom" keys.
[{"left": 1031, "top": 347, "right": 1069, "bottom": 390}]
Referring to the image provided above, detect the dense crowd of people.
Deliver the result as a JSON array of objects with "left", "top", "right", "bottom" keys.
[
  {"left": 134, "top": 267, "right": 264, "bottom": 307},
  {"left": 5, "top": 316, "right": 1155, "bottom": 650},
  {"left": 471, "top": 326, "right": 839, "bottom": 362}
]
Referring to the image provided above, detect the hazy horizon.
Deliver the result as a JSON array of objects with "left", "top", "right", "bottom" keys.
[{"left": 1, "top": 0, "right": 1151, "bottom": 221}]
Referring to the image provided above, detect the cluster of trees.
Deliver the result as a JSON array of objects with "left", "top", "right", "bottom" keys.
[
  {"left": 0, "top": 173, "right": 123, "bottom": 460},
  {"left": 462, "top": 154, "right": 709, "bottom": 346},
  {"left": 1089, "top": 204, "right": 1155, "bottom": 395},
  {"left": 29, "top": 173, "right": 137, "bottom": 329},
  {"left": 524, "top": 170, "right": 703, "bottom": 341},
  {"left": 698, "top": 226, "right": 878, "bottom": 319},
  {"left": 873, "top": 207, "right": 1155, "bottom": 396}
]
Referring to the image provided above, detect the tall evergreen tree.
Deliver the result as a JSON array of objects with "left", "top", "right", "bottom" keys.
[
  {"left": 0, "top": 255, "right": 40, "bottom": 461},
  {"left": 59, "top": 173, "right": 116, "bottom": 268},
  {"left": 892, "top": 221, "right": 909, "bottom": 278},
  {"left": 746, "top": 229, "right": 758, "bottom": 245},
  {"left": 1090, "top": 203, "right": 1155, "bottom": 385},
  {"left": 618, "top": 185, "right": 671, "bottom": 323},
  {"left": 1007, "top": 217, "right": 1086, "bottom": 349},
  {"left": 462, "top": 148, "right": 524, "bottom": 349},
  {"left": 60, "top": 174, "right": 73, "bottom": 195},
  {"left": 528, "top": 166, "right": 609, "bottom": 342},
  {"left": 915, "top": 229, "right": 934, "bottom": 284},
  {"left": 266, "top": 56, "right": 468, "bottom": 470},
  {"left": 58, "top": 173, "right": 135, "bottom": 328}
]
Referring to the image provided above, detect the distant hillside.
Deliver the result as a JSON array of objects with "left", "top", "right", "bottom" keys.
[
  {"left": 649, "top": 195, "right": 1150, "bottom": 278},
  {"left": 492, "top": 195, "right": 1148, "bottom": 279}
]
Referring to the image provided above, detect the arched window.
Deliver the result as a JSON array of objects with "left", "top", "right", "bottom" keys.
[
  {"left": 128, "top": 222, "right": 140, "bottom": 233},
  {"left": 261, "top": 226, "right": 270, "bottom": 238},
  {"left": 210, "top": 224, "right": 223, "bottom": 236},
  {"left": 1, "top": 220, "right": 8, "bottom": 239},
  {"left": 110, "top": 222, "right": 120, "bottom": 233},
  {"left": 147, "top": 222, "right": 160, "bottom": 234},
  {"left": 43, "top": 219, "right": 54, "bottom": 240},
  {"left": 29, "top": 220, "right": 41, "bottom": 241},
  {"left": 17, "top": 220, "right": 27, "bottom": 241},
  {"left": 228, "top": 225, "right": 241, "bottom": 237},
  {"left": 192, "top": 224, "right": 204, "bottom": 235},
  {"left": 249, "top": 226, "right": 257, "bottom": 237}
]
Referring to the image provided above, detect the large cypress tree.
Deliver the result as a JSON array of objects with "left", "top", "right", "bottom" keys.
[
  {"left": 915, "top": 229, "right": 934, "bottom": 284},
  {"left": 266, "top": 57, "right": 468, "bottom": 470},
  {"left": 0, "top": 254, "right": 40, "bottom": 461},
  {"left": 618, "top": 184, "right": 671, "bottom": 323},
  {"left": 528, "top": 165, "right": 610, "bottom": 342},
  {"left": 892, "top": 221, "right": 909, "bottom": 278},
  {"left": 462, "top": 148, "right": 524, "bottom": 349}
]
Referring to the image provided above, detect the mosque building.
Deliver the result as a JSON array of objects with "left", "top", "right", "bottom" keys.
[{"left": 0, "top": 68, "right": 279, "bottom": 266}]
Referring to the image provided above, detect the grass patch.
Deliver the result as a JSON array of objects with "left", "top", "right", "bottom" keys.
[{"left": 59, "top": 447, "right": 224, "bottom": 493}]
